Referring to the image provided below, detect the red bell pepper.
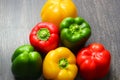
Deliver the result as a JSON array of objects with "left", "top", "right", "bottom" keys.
[
  {"left": 76, "top": 43, "right": 111, "bottom": 80},
  {"left": 29, "top": 22, "right": 59, "bottom": 54}
]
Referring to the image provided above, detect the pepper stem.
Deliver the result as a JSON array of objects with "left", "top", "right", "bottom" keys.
[
  {"left": 59, "top": 58, "right": 68, "bottom": 68},
  {"left": 69, "top": 24, "right": 80, "bottom": 34},
  {"left": 37, "top": 28, "right": 50, "bottom": 41}
]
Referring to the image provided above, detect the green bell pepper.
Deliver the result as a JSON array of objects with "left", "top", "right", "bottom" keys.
[
  {"left": 60, "top": 17, "right": 91, "bottom": 49},
  {"left": 11, "top": 45, "right": 42, "bottom": 79}
]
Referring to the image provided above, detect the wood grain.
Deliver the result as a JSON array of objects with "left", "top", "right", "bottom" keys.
[{"left": 0, "top": 0, "right": 120, "bottom": 80}]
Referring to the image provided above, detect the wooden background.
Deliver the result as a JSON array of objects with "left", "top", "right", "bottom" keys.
[{"left": 0, "top": 0, "right": 120, "bottom": 80}]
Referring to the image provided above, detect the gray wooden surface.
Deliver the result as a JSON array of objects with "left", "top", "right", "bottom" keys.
[{"left": 0, "top": 0, "right": 120, "bottom": 80}]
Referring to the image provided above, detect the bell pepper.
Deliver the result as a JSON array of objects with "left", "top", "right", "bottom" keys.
[
  {"left": 11, "top": 45, "right": 42, "bottom": 79},
  {"left": 76, "top": 43, "right": 111, "bottom": 80},
  {"left": 60, "top": 17, "right": 91, "bottom": 49},
  {"left": 29, "top": 22, "right": 59, "bottom": 54},
  {"left": 40, "top": 0, "right": 78, "bottom": 28},
  {"left": 43, "top": 47, "right": 78, "bottom": 80}
]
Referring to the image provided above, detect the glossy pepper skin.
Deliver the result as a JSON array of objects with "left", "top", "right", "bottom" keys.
[
  {"left": 60, "top": 17, "right": 91, "bottom": 49},
  {"left": 29, "top": 22, "right": 59, "bottom": 54},
  {"left": 76, "top": 43, "right": 111, "bottom": 80},
  {"left": 40, "top": 0, "right": 78, "bottom": 27},
  {"left": 11, "top": 45, "right": 42, "bottom": 79},
  {"left": 43, "top": 47, "right": 78, "bottom": 80}
]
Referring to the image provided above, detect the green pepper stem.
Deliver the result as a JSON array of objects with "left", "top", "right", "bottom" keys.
[
  {"left": 59, "top": 58, "right": 68, "bottom": 68},
  {"left": 69, "top": 24, "right": 80, "bottom": 34},
  {"left": 37, "top": 28, "right": 50, "bottom": 41}
]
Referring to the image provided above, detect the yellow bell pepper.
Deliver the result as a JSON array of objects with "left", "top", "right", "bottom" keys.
[
  {"left": 43, "top": 47, "right": 78, "bottom": 80},
  {"left": 40, "top": 0, "right": 78, "bottom": 28}
]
